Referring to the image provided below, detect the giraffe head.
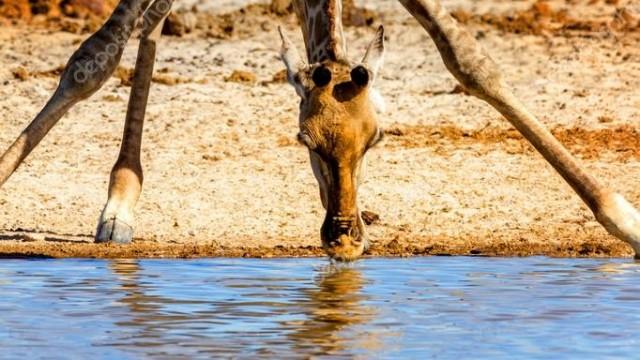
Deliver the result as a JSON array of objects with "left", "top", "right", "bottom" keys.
[{"left": 279, "top": 22, "right": 385, "bottom": 261}]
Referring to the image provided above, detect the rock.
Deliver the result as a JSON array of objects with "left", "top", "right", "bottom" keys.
[
  {"left": 271, "top": 69, "right": 287, "bottom": 83},
  {"left": 163, "top": 11, "right": 198, "bottom": 37},
  {"left": 269, "top": 0, "right": 291, "bottom": 15},
  {"left": 225, "top": 70, "right": 257, "bottom": 84},
  {"left": 113, "top": 66, "right": 133, "bottom": 86},
  {"left": 12, "top": 66, "right": 29, "bottom": 81},
  {"left": 0, "top": 0, "right": 31, "bottom": 20},
  {"left": 361, "top": 210, "right": 380, "bottom": 225}
]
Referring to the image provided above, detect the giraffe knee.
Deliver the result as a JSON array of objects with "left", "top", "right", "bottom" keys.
[{"left": 58, "top": 54, "right": 118, "bottom": 100}]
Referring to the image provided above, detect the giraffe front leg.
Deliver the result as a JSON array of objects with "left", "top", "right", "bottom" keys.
[
  {"left": 0, "top": 0, "right": 151, "bottom": 187},
  {"left": 398, "top": 0, "right": 640, "bottom": 256},
  {"left": 96, "top": 0, "right": 171, "bottom": 244}
]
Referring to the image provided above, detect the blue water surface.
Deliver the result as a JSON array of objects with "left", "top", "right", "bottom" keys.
[{"left": 1, "top": 257, "right": 639, "bottom": 359}]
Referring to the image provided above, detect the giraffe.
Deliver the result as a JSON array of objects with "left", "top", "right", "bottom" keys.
[
  {"left": 279, "top": 0, "right": 640, "bottom": 261},
  {"left": 0, "top": 0, "right": 638, "bottom": 261},
  {"left": 278, "top": 0, "right": 385, "bottom": 260}
]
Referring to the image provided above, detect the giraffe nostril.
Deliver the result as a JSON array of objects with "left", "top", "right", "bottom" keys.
[{"left": 333, "top": 216, "right": 355, "bottom": 229}]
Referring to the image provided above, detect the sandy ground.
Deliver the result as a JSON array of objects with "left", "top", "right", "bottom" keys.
[{"left": 0, "top": 0, "right": 639, "bottom": 258}]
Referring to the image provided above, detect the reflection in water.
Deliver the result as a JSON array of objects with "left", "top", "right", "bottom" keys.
[
  {"left": 105, "top": 260, "right": 377, "bottom": 357},
  {"left": 109, "top": 259, "right": 174, "bottom": 348},
  {"left": 107, "top": 259, "right": 237, "bottom": 355},
  {"left": 110, "top": 259, "right": 154, "bottom": 314},
  {"left": 595, "top": 261, "right": 640, "bottom": 274},
  {"left": 3, "top": 257, "right": 640, "bottom": 358},
  {"left": 288, "top": 265, "right": 376, "bottom": 355}
]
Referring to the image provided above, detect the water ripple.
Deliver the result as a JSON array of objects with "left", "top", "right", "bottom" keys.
[{"left": 0, "top": 257, "right": 639, "bottom": 358}]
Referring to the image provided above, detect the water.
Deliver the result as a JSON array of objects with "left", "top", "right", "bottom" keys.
[{"left": 1, "top": 257, "right": 640, "bottom": 359}]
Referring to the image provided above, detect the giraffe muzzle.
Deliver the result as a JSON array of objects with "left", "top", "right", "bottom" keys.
[{"left": 321, "top": 214, "right": 366, "bottom": 261}]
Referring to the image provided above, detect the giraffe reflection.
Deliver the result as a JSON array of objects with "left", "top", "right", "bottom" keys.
[
  {"left": 108, "top": 260, "right": 234, "bottom": 354},
  {"left": 109, "top": 260, "right": 169, "bottom": 329},
  {"left": 107, "top": 260, "right": 381, "bottom": 356},
  {"left": 287, "top": 265, "right": 381, "bottom": 355}
]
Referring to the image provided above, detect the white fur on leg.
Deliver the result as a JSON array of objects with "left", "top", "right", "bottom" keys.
[{"left": 99, "top": 198, "right": 135, "bottom": 227}]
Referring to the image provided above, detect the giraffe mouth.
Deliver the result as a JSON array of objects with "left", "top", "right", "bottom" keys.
[
  {"left": 323, "top": 236, "right": 366, "bottom": 262},
  {"left": 321, "top": 214, "right": 367, "bottom": 261}
]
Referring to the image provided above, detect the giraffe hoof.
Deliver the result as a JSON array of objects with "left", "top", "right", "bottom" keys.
[{"left": 95, "top": 218, "right": 133, "bottom": 244}]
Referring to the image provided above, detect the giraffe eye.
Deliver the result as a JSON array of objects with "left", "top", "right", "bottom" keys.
[{"left": 312, "top": 66, "right": 332, "bottom": 87}]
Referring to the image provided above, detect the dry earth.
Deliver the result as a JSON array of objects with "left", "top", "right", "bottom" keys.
[{"left": 0, "top": 0, "right": 639, "bottom": 258}]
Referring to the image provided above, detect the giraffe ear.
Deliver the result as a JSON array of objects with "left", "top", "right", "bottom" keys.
[
  {"left": 361, "top": 25, "right": 385, "bottom": 83},
  {"left": 278, "top": 26, "right": 308, "bottom": 98}
]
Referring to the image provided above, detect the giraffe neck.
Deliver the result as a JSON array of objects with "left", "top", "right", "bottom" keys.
[{"left": 293, "top": 0, "right": 348, "bottom": 63}]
